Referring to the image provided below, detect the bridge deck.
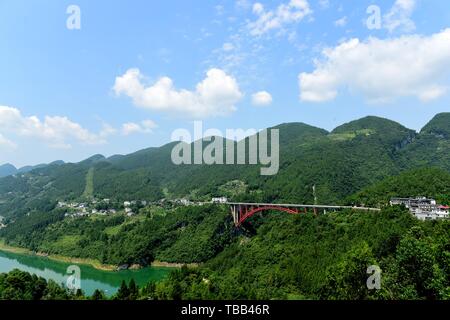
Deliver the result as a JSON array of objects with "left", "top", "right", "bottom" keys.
[{"left": 225, "top": 202, "right": 381, "bottom": 211}]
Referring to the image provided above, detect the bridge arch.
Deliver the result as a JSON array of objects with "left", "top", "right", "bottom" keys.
[
  {"left": 228, "top": 202, "right": 380, "bottom": 227},
  {"left": 236, "top": 205, "right": 305, "bottom": 226}
]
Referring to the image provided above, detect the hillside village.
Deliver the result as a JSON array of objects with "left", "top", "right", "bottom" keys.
[
  {"left": 57, "top": 195, "right": 450, "bottom": 222},
  {"left": 390, "top": 197, "right": 449, "bottom": 220},
  {"left": 56, "top": 196, "right": 229, "bottom": 219}
]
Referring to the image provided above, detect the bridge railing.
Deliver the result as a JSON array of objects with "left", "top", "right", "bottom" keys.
[{"left": 225, "top": 202, "right": 381, "bottom": 212}]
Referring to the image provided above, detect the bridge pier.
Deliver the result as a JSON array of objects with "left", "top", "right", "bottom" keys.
[{"left": 230, "top": 204, "right": 238, "bottom": 226}]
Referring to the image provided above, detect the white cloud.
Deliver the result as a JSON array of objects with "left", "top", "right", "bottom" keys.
[
  {"left": 0, "top": 106, "right": 115, "bottom": 149},
  {"left": 252, "top": 91, "right": 273, "bottom": 106},
  {"left": 0, "top": 133, "right": 16, "bottom": 149},
  {"left": 122, "top": 120, "right": 158, "bottom": 136},
  {"left": 334, "top": 16, "right": 347, "bottom": 27},
  {"left": 222, "top": 42, "right": 235, "bottom": 51},
  {"left": 384, "top": 0, "right": 416, "bottom": 33},
  {"left": 299, "top": 29, "right": 450, "bottom": 103},
  {"left": 252, "top": 2, "right": 264, "bottom": 15},
  {"left": 248, "top": 0, "right": 312, "bottom": 36},
  {"left": 113, "top": 68, "right": 243, "bottom": 118},
  {"left": 99, "top": 123, "right": 117, "bottom": 138}
]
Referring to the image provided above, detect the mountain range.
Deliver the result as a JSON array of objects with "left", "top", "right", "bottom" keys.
[
  {"left": 0, "top": 113, "right": 449, "bottom": 220},
  {"left": 0, "top": 113, "right": 449, "bottom": 301},
  {"left": 0, "top": 161, "right": 65, "bottom": 178}
]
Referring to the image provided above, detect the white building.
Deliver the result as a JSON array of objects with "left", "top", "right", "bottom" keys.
[
  {"left": 390, "top": 197, "right": 436, "bottom": 208},
  {"left": 180, "top": 199, "right": 190, "bottom": 206},
  {"left": 414, "top": 207, "right": 449, "bottom": 221},
  {"left": 212, "top": 197, "right": 228, "bottom": 204},
  {"left": 391, "top": 197, "right": 449, "bottom": 220}
]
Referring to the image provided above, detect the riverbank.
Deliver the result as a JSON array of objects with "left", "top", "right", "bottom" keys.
[
  {"left": 151, "top": 260, "right": 199, "bottom": 268},
  {"left": 0, "top": 240, "right": 197, "bottom": 271},
  {"left": 0, "top": 246, "right": 174, "bottom": 297},
  {"left": 0, "top": 240, "right": 117, "bottom": 271}
]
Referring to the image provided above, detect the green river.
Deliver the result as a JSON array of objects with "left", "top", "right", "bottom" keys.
[{"left": 0, "top": 249, "right": 172, "bottom": 296}]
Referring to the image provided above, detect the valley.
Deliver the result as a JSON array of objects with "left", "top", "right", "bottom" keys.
[{"left": 0, "top": 114, "right": 449, "bottom": 300}]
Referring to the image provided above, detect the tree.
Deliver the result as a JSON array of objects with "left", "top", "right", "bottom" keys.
[
  {"left": 319, "top": 242, "right": 378, "bottom": 300},
  {"left": 381, "top": 227, "right": 447, "bottom": 300},
  {"left": 141, "top": 281, "right": 156, "bottom": 300},
  {"left": 115, "top": 280, "right": 130, "bottom": 300},
  {"left": 128, "top": 279, "right": 139, "bottom": 300},
  {"left": 91, "top": 289, "right": 106, "bottom": 300}
]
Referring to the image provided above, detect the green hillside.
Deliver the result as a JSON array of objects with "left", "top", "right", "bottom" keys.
[
  {"left": 1, "top": 114, "right": 449, "bottom": 220},
  {"left": 147, "top": 207, "right": 449, "bottom": 300},
  {"left": 347, "top": 167, "right": 450, "bottom": 207},
  {"left": 399, "top": 113, "right": 450, "bottom": 171},
  {"left": 0, "top": 113, "right": 449, "bottom": 300}
]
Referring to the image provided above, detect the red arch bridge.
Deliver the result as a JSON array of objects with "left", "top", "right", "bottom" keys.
[{"left": 227, "top": 202, "right": 381, "bottom": 227}]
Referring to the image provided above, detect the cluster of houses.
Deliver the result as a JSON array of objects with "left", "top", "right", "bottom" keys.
[
  {"left": 59, "top": 203, "right": 118, "bottom": 218},
  {"left": 159, "top": 197, "right": 228, "bottom": 206},
  {"left": 167, "top": 198, "right": 192, "bottom": 206},
  {"left": 123, "top": 200, "right": 148, "bottom": 216},
  {"left": 58, "top": 199, "right": 127, "bottom": 218},
  {"left": 57, "top": 196, "right": 229, "bottom": 219},
  {"left": 390, "top": 197, "right": 449, "bottom": 220}
]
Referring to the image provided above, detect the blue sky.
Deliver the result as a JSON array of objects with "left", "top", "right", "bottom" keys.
[{"left": 0, "top": 0, "right": 449, "bottom": 167}]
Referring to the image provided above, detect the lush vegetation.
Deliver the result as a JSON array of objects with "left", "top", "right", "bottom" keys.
[
  {"left": 1, "top": 205, "right": 234, "bottom": 266},
  {"left": 143, "top": 207, "right": 449, "bottom": 300},
  {"left": 347, "top": 167, "right": 450, "bottom": 207},
  {"left": 0, "top": 113, "right": 449, "bottom": 300},
  {"left": 2, "top": 205, "right": 448, "bottom": 300},
  {"left": 0, "top": 269, "right": 83, "bottom": 300},
  {"left": 1, "top": 114, "right": 449, "bottom": 220}
]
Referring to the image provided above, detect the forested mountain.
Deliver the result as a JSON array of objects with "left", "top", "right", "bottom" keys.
[
  {"left": 0, "top": 113, "right": 449, "bottom": 220},
  {"left": 0, "top": 161, "right": 65, "bottom": 178},
  {"left": 399, "top": 113, "right": 450, "bottom": 170},
  {"left": 0, "top": 114, "right": 449, "bottom": 300},
  {"left": 2, "top": 205, "right": 449, "bottom": 300},
  {"left": 0, "top": 164, "right": 16, "bottom": 178},
  {"left": 347, "top": 167, "right": 450, "bottom": 207}
]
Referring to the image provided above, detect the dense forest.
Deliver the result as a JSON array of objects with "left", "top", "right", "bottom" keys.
[
  {"left": 0, "top": 114, "right": 449, "bottom": 300},
  {"left": 1, "top": 205, "right": 449, "bottom": 300},
  {"left": 0, "top": 269, "right": 84, "bottom": 300},
  {"left": 0, "top": 205, "right": 234, "bottom": 266},
  {"left": 148, "top": 206, "right": 449, "bottom": 300},
  {"left": 1, "top": 113, "right": 449, "bottom": 220}
]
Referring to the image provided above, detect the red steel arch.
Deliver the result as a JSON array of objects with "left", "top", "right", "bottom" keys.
[{"left": 237, "top": 205, "right": 305, "bottom": 226}]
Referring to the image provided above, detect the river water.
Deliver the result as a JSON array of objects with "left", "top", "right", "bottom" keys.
[{"left": 0, "top": 249, "right": 172, "bottom": 297}]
